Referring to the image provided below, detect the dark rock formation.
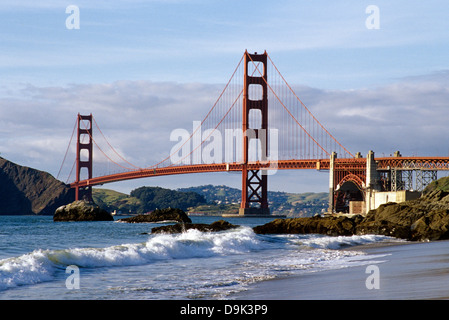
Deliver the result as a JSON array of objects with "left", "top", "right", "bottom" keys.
[
  {"left": 0, "top": 157, "right": 74, "bottom": 215},
  {"left": 253, "top": 215, "right": 362, "bottom": 236},
  {"left": 118, "top": 208, "right": 192, "bottom": 223},
  {"left": 151, "top": 220, "right": 239, "bottom": 234},
  {"left": 53, "top": 200, "right": 113, "bottom": 221},
  {"left": 356, "top": 190, "right": 449, "bottom": 241},
  {"left": 253, "top": 190, "right": 449, "bottom": 241}
]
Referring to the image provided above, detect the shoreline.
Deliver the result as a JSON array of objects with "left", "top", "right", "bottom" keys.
[{"left": 232, "top": 239, "right": 449, "bottom": 300}]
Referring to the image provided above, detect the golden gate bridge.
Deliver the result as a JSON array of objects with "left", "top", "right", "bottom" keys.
[{"left": 57, "top": 51, "right": 449, "bottom": 215}]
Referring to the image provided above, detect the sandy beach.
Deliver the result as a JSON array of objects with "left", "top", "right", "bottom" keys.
[{"left": 233, "top": 239, "right": 449, "bottom": 300}]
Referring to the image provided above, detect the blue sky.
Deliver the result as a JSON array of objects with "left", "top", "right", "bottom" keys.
[
  {"left": 1, "top": 1, "right": 449, "bottom": 194},
  {"left": 2, "top": 1, "right": 448, "bottom": 88}
]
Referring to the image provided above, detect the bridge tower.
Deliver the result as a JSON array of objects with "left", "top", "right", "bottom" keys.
[
  {"left": 239, "top": 51, "right": 270, "bottom": 215},
  {"left": 75, "top": 113, "right": 93, "bottom": 201}
]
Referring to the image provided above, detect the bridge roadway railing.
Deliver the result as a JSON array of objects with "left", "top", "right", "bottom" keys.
[
  {"left": 376, "top": 157, "right": 449, "bottom": 171},
  {"left": 70, "top": 158, "right": 344, "bottom": 188}
]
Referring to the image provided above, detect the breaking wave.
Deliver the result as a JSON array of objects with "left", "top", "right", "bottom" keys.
[{"left": 0, "top": 226, "right": 391, "bottom": 291}]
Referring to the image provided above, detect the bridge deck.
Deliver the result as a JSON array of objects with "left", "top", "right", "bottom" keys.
[{"left": 71, "top": 157, "right": 449, "bottom": 189}]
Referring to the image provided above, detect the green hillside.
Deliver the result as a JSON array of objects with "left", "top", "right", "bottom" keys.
[
  {"left": 424, "top": 176, "right": 449, "bottom": 193},
  {"left": 93, "top": 185, "right": 328, "bottom": 217},
  {"left": 92, "top": 186, "right": 206, "bottom": 214},
  {"left": 179, "top": 185, "right": 328, "bottom": 217},
  {"left": 92, "top": 189, "right": 141, "bottom": 215}
]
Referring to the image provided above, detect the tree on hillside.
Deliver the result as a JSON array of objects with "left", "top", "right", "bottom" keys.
[{"left": 130, "top": 186, "right": 206, "bottom": 212}]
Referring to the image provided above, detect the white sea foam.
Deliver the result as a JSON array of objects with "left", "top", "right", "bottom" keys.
[
  {"left": 245, "top": 234, "right": 394, "bottom": 279},
  {"left": 0, "top": 227, "right": 389, "bottom": 292},
  {"left": 0, "top": 227, "right": 260, "bottom": 290},
  {"left": 298, "top": 234, "right": 400, "bottom": 250}
]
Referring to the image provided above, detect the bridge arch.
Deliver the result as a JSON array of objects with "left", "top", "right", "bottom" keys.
[
  {"left": 337, "top": 173, "right": 365, "bottom": 190},
  {"left": 334, "top": 173, "right": 366, "bottom": 213}
]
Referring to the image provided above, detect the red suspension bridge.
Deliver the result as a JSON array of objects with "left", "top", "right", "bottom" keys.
[{"left": 58, "top": 51, "right": 449, "bottom": 215}]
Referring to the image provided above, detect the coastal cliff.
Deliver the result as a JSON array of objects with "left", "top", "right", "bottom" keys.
[{"left": 0, "top": 157, "right": 74, "bottom": 215}]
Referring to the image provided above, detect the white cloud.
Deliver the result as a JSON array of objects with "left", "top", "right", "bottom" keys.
[
  {"left": 0, "top": 81, "right": 223, "bottom": 178},
  {"left": 301, "top": 72, "right": 449, "bottom": 157},
  {"left": 1, "top": 69, "right": 449, "bottom": 193}
]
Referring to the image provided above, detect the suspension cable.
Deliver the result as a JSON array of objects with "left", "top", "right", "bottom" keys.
[
  {"left": 147, "top": 53, "right": 245, "bottom": 169},
  {"left": 247, "top": 54, "right": 330, "bottom": 157},
  {"left": 92, "top": 116, "right": 142, "bottom": 169},
  {"left": 78, "top": 117, "right": 137, "bottom": 171},
  {"left": 267, "top": 54, "right": 354, "bottom": 158},
  {"left": 57, "top": 117, "right": 77, "bottom": 180}
]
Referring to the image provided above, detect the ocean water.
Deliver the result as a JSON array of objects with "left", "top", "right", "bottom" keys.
[{"left": 0, "top": 215, "right": 398, "bottom": 300}]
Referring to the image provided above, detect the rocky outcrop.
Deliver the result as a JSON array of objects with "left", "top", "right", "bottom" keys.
[
  {"left": 151, "top": 220, "right": 239, "bottom": 234},
  {"left": 253, "top": 190, "right": 449, "bottom": 241},
  {"left": 118, "top": 208, "right": 192, "bottom": 223},
  {"left": 253, "top": 215, "right": 362, "bottom": 236},
  {"left": 356, "top": 190, "right": 449, "bottom": 241},
  {"left": 53, "top": 200, "right": 113, "bottom": 221},
  {"left": 0, "top": 157, "right": 74, "bottom": 215}
]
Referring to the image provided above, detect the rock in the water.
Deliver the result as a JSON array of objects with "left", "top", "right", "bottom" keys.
[
  {"left": 118, "top": 208, "right": 192, "bottom": 223},
  {"left": 151, "top": 220, "right": 238, "bottom": 234},
  {"left": 253, "top": 215, "right": 361, "bottom": 236},
  {"left": 53, "top": 200, "right": 113, "bottom": 221},
  {"left": 253, "top": 190, "right": 449, "bottom": 241}
]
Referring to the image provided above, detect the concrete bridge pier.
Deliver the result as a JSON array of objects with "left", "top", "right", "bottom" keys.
[
  {"left": 365, "top": 150, "right": 381, "bottom": 213},
  {"left": 328, "top": 151, "right": 337, "bottom": 213}
]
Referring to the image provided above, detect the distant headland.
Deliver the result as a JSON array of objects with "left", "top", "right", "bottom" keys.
[{"left": 0, "top": 157, "right": 74, "bottom": 215}]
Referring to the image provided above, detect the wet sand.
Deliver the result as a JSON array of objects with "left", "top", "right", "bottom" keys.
[{"left": 233, "top": 239, "right": 449, "bottom": 300}]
